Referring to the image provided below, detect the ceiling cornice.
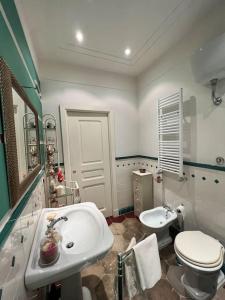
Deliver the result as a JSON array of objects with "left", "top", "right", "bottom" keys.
[{"left": 58, "top": 0, "right": 188, "bottom": 67}]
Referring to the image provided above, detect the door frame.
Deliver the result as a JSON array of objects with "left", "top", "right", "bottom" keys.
[{"left": 60, "top": 105, "right": 118, "bottom": 217}]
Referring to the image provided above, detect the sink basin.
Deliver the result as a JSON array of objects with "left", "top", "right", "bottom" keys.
[
  {"left": 25, "top": 202, "right": 114, "bottom": 290},
  {"left": 60, "top": 209, "right": 102, "bottom": 255}
]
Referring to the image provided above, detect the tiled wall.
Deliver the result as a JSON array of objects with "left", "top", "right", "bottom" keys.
[
  {"left": 115, "top": 158, "right": 160, "bottom": 210},
  {"left": 0, "top": 177, "right": 45, "bottom": 300},
  {"left": 116, "top": 157, "right": 225, "bottom": 245},
  {"left": 160, "top": 164, "right": 225, "bottom": 245}
]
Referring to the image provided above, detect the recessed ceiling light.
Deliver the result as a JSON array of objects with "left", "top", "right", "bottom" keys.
[
  {"left": 76, "top": 30, "right": 84, "bottom": 43},
  {"left": 124, "top": 48, "right": 131, "bottom": 56}
]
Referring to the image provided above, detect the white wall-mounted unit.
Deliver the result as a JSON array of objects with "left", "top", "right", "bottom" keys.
[
  {"left": 192, "top": 32, "right": 225, "bottom": 84},
  {"left": 158, "top": 89, "right": 183, "bottom": 177}
]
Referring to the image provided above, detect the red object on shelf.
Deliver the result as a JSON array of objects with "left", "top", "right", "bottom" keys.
[{"left": 57, "top": 168, "right": 64, "bottom": 182}]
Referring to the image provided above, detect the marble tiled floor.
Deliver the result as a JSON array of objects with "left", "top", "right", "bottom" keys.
[{"left": 81, "top": 213, "right": 225, "bottom": 300}]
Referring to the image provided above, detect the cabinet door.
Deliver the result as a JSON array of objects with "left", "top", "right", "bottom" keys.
[
  {"left": 134, "top": 197, "right": 143, "bottom": 217},
  {"left": 133, "top": 175, "right": 142, "bottom": 216}
]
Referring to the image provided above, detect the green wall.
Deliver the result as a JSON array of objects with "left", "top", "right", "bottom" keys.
[{"left": 0, "top": 0, "right": 43, "bottom": 221}]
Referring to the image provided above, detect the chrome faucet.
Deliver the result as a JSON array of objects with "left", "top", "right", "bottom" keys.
[
  {"left": 46, "top": 216, "right": 68, "bottom": 234},
  {"left": 163, "top": 205, "right": 173, "bottom": 219}
]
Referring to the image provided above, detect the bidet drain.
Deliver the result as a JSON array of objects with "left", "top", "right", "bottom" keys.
[{"left": 66, "top": 242, "right": 74, "bottom": 248}]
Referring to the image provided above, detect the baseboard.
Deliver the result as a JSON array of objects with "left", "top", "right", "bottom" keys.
[
  {"left": 113, "top": 208, "right": 119, "bottom": 217},
  {"left": 119, "top": 206, "right": 134, "bottom": 215}
]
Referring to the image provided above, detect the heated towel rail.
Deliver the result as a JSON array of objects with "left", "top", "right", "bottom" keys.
[{"left": 158, "top": 89, "right": 183, "bottom": 178}]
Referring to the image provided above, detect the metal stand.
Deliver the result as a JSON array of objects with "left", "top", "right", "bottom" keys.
[{"left": 116, "top": 234, "right": 147, "bottom": 300}]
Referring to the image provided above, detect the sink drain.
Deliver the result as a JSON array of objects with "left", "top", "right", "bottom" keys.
[{"left": 66, "top": 242, "right": 74, "bottom": 249}]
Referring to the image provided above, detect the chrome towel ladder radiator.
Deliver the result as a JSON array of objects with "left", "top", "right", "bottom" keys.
[{"left": 158, "top": 88, "right": 183, "bottom": 178}]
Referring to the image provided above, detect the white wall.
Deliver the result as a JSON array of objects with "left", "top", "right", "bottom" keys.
[
  {"left": 13, "top": 89, "right": 27, "bottom": 182},
  {"left": 137, "top": 2, "right": 225, "bottom": 244},
  {"left": 40, "top": 61, "right": 138, "bottom": 162},
  {"left": 138, "top": 1, "right": 225, "bottom": 164},
  {"left": 40, "top": 2, "right": 225, "bottom": 237},
  {"left": 15, "top": 0, "right": 39, "bottom": 73}
]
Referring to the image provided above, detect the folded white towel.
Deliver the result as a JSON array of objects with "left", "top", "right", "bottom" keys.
[
  {"left": 133, "top": 233, "right": 161, "bottom": 290},
  {"left": 126, "top": 237, "right": 137, "bottom": 251}
]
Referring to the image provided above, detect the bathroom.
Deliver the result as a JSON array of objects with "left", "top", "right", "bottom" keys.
[{"left": 1, "top": 0, "right": 225, "bottom": 299}]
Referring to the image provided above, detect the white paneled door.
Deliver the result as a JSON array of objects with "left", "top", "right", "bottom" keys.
[{"left": 66, "top": 112, "right": 112, "bottom": 217}]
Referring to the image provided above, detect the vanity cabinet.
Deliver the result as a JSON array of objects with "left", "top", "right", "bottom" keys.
[{"left": 132, "top": 170, "right": 153, "bottom": 217}]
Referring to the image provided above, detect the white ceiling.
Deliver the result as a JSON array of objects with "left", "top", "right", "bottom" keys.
[{"left": 16, "top": 0, "right": 222, "bottom": 76}]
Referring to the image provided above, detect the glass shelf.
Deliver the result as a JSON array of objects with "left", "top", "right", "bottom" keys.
[
  {"left": 49, "top": 188, "right": 74, "bottom": 199},
  {"left": 24, "top": 127, "right": 37, "bottom": 130}
]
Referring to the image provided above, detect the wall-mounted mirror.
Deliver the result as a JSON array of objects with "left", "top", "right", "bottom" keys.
[{"left": 0, "top": 58, "right": 41, "bottom": 206}]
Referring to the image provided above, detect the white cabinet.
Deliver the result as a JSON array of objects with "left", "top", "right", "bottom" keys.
[{"left": 132, "top": 170, "right": 153, "bottom": 217}]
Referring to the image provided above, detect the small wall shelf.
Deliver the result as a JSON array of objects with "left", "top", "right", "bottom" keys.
[{"left": 43, "top": 114, "right": 81, "bottom": 208}]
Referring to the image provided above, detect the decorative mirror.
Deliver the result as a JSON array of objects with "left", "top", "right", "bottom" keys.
[{"left": 0, "top": 58, "right": 41, "bottom": 206}]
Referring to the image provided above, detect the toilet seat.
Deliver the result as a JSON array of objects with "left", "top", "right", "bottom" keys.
[
  {"left": 175, "top": 245, "right": 224, "bottom": 268},
  {"left": 175, "top": 231, "right": 224, "bottom": 271}
]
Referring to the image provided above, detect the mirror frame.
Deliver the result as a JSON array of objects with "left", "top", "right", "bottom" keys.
[{"left": 0, "top": 58, "right": 41, "bottom": 207}]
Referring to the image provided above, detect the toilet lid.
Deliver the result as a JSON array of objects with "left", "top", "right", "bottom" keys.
[
  {"left": 175, "top": 244, "right": 224, "bottom": 268},
  {"left": 175, "top": 231, "right": 224, "bottom": 266}
]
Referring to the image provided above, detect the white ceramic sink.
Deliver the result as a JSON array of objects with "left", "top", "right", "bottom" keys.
[
  {"left": 140, "top": 206, "right": 177, "bottom": 229},
  {"left": 25, "top": 202, "right": 114, "bottom": 290}
]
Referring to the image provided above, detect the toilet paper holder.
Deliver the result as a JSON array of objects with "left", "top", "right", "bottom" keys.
[{"left": 176, "top": 204, "right": 185, "bottom": 231}]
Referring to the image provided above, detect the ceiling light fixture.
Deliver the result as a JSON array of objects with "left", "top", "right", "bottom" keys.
[
  {"left": 124, "top": 48, "right": 131, "bottom": 56},
  {"left": 76, "top": 30, "right": 84, "bottom": 43}
]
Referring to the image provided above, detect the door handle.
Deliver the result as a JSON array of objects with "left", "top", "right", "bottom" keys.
[{"left": 72, "top": 170, "right": 76, "bottom": 174}]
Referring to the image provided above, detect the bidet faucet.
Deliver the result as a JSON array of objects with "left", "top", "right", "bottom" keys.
[
  {"left": 163, "top": 205, "right": 173, "bottom": 219},
  {"left": 46, "top": 216, "right": 68, "bottom": 234},
  {"left": 163, "top": 204, "right": 172, "bottom": 210}
]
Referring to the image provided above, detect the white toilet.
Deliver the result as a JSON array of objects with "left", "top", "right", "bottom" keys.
[{"left": 174, "top": 231, "right": 225, "bottom": 300}]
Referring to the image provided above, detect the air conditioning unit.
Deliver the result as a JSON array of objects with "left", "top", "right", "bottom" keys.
[
  {"left": 192, "top": 32, "right": 225, "bottom": 84},
  {"left": 192, "top": 32, "right": 225, "bottom": 105}
]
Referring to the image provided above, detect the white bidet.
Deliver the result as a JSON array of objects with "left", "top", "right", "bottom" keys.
[{"left": 140, "top": 206, "right": 177, "bottom": 249}]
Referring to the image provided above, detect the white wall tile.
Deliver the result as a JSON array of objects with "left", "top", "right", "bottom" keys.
[
  {"left": 117, "top": 158, "right": 225, "bottom": 246},
  {"left": 0, "top": 238, "right": 12, "bottom": 288},
  {"left": 0, "top": 177, "right": 45, "bottom": 300}
]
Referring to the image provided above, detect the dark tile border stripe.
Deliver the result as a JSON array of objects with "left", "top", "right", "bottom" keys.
[
  {"left": 116, "top": 155, "right": 225, "bottom": 172},
  {"left": 183, "top": 161, "right": 225, "bottom": 172},
  {"left": 0, "top": 169, "right": 44, "bottom": 248},
  {"left": 139, "top": 155, "right": 158, "bottom": 161},
  {"left": 115, "top": 155, "right": 157, "bottom": 161},
  {"left": 119, "top": 206, "right": 134, "bottom": 215},
  {"left": 115, "top": 155, "right": 140, "bottom": 160}
]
